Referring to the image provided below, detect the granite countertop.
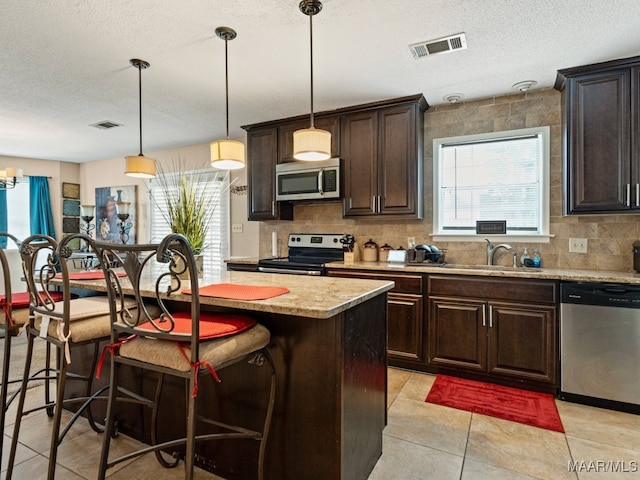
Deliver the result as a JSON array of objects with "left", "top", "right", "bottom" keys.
[
  {"left": 326, "top": 261, "right": 640, "bottom": 285},
  {"left": 63, "top": 270, "right": 394, "bottom": 319}
]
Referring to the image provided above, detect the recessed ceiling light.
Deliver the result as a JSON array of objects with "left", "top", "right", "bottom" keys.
[
  {"left": 512, "top": 80, "right": 537, "bottom": 92},
  {"left": 443, "top": 93, "right": 464, "bottom": 103}
]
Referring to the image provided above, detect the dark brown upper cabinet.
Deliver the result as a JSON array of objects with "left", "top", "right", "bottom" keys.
[
  {"left": 242, "top": 94, "right": 428, "bottom": 221},
  {"left": 556, "top": 55, "right": 640, "bottom": 214},
  {"left": 342, "top": 99, "right": 427, "bottom": 218}
]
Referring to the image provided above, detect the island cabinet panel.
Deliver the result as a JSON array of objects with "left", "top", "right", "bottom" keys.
[
  {"left": 246, "top": 126, "right": 293, "bottom": 220},
  {"left": 427, "top": 275, "right": 559, "bottom": 390},
  {"left": 326, "top": 268, "right": 427, "bottom": 367},
  {"left": 555, "top": 55, "right": 640, "bottom": 214}
]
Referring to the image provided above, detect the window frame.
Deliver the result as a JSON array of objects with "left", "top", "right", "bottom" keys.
[
  {"left": 432, "top": 126, "right": 551, "bottom": 243},
  {"left": 147, "top": 168, "right": 230, "bottom": 273}
]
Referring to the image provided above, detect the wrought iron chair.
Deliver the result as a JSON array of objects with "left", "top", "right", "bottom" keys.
[
  {"left": 5, "top": 233, "right": 135, "bottom": 480},
  {"left": 92, "top": 233, "right": 275, "bottom": 480}
]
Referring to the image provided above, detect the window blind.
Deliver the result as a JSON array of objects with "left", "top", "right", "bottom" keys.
[
  {"left": 148, "top": 169, "right": 230, "bottom": 273},
  {"left": 438, "top": 133, "right": 543, "bottom": 233}
]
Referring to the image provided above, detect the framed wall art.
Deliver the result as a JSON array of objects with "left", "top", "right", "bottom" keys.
[
  {"left": 95, "top": 185, "right": 137, "bottom": 244},
  {"left": 62, "top": 182, "right": 80, "bottom": 199}
]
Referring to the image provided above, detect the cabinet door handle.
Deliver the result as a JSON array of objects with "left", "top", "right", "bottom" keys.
[
  {"left": 482, "top": 305, "right": 486, "bottom": 327},
  {"left": 318, "top": 170, "right": 324, "bottom": 195},
  {"left": 378, "top": 195, "right": 382, "bottom": 212},
  {"left": 636, "top": 184, "right": 639, "bottom": 207},
  {"left": 488, "top": 305, "right": 493, "bottom": 328},
  {"left": 626, "top": 184, "right": 631, "bottom": 207},
  {"left": 372, "top": 196, "right": 377, "bottom": 213},
  {"left": 271, "top": 201, "right": 276, "bottom": 216}
]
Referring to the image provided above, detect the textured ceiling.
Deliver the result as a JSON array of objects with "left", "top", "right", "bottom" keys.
[{"left": 2, "top": 0, "right": 640, "bottom": 163}]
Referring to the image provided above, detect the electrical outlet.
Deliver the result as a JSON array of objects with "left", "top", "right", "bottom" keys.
[
  {"left": 232, "top": 223, "right": 243, "bottom": 234},
  {"left": 407, "top": 237, "right": 416, "bottom": 248},
  {"left": 569, "top": 238, "right": 588, "bottom": 253}
]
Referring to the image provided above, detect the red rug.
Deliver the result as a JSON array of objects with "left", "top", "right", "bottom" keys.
[{"left": 425, "top": 375, "right": 564, "bottom": 432}]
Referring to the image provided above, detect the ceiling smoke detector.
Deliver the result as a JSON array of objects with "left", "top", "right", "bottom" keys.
[
  {"left": 409, "top": 33, "right": 467, "bottom": 59},
  {"left": 90, "top": 121, "right": 122, "bottom": 130}
]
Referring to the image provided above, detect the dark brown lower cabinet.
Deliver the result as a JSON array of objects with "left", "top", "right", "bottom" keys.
[
  {"left": 326, "top": 269, "right": 426, "bottom": 368},
  {"left": 428, "top": 275, "right": 558, "bottom": 390}
]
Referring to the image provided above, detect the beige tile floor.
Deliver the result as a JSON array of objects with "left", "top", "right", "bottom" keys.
[{"left": 2, "top": 361, "right": 640, "bottom": 479}]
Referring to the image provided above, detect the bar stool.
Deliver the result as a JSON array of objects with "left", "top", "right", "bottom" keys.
[
  {"left": 92, "top": 234, "right": 276, "bottom": 480},
  {"left": 0, "top": 232, "right": 65, "bottom": 466},
  {"left": 5, "top": 234, "right": 136, "bottom": 480}
]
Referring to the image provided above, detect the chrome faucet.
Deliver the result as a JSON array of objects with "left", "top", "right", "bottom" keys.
[{"left": 485, "top": 238, "right": 513, "bottom": 265}]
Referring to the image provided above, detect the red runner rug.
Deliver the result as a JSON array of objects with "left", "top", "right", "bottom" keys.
[{"left": 425, "top": 375, "right": 564, "bottom": 432}]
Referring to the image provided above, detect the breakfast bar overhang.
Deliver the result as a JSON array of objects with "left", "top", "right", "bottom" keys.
[{"left": 65, "top": 271, "right": 394, "bottom": 480}]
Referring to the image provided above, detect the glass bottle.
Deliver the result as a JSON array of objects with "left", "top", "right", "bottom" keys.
[
  {"left": 520, "top": 248, "right": 529, "bottom": 266},
  {"left": 532, "top": 248, "right": 541, "bottom": 268}
]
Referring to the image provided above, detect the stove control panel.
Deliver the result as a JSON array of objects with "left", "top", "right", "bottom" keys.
[{"left": 287, "top": 233, "right": 345, "bottom": 249}]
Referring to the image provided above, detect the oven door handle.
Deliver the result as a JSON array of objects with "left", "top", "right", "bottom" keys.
[{"left": 258, "top": 266, "right": 322, "bottom": 276}]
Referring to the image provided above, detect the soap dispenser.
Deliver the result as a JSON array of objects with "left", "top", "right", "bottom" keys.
[
  {"left": 520, "top": 248, "right": 530, "bottom": 267},
  {"left": 532, "top": 248, "right": 541, "bottom": 268}
]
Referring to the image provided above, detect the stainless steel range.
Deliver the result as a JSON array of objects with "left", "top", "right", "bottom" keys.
[{"left": 257, "top": 233, "right": 347, "bottom": 276}]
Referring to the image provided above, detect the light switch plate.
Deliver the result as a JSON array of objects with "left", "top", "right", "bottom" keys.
[{"left": 232, "top": 223, "right": 243, "bottom": 233}]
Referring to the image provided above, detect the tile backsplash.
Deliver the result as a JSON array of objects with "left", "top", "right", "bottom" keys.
[{"left": 259, "top": 89, "right": 640, "bottom": 273}]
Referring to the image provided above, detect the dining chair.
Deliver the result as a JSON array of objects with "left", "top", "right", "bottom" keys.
[
  {"left": 5, "top": 233, "right": 136, "bottom": 480},
  {"left": 92, "top": 233, "right": 275, "bottom": 480}
]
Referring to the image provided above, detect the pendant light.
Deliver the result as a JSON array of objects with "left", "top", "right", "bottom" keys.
[
  {"left": 210, "top": 27, "right": 245, "bottom": 170},
  {"left": 125, "top": 58, "right": 156, "bottom": 178},
  {"left": 293, "top": 0, "right": 331, "bottom": 161}
]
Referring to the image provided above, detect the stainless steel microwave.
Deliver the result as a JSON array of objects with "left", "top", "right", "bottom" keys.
[{"left": 275, "top": 158, "right": 342, "bottom": 201}]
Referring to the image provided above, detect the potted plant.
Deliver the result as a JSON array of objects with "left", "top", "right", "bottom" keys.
[{"left": 150, "top": 158, "right": 225, "bottom": 277}]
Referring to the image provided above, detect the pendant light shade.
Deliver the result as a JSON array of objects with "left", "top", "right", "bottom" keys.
[
  {"left": 293, "top": 0, "right": 331, "bottom": 161},
  {"left": 125, "top": 59, "right": 156, "bottom": 178},
  {"left": 211, "top": 26, "right": 245, "bottom": 170}
]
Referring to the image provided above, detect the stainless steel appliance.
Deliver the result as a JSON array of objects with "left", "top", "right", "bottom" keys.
[
  {"left": 275, "top": 158, "right": 341, "bottom": 201},
  {"left": 257, "top": 233, "right": 346, "bottom": 275},
  {"left": 560, "top": 282, "right": 640, "bottom": 413}
]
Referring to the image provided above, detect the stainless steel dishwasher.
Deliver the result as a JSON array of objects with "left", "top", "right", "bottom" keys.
[{"left": 560, "top": 282, "right": 640, "bottom": 413}]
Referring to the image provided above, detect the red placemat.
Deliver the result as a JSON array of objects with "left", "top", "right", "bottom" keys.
[
  {"left": 136, "top": 311, "right": 256, "bottom": 339},
  {"left": 0, "top": 291, "right": 64, "bottom": 308},
  {"left": 54, "top": 271, "right": 127, "bottom": 280},
  {"left": 182, "top": 283, "right": 290, "bottom": 301}
]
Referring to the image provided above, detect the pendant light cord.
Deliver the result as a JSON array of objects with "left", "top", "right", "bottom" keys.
[
  {"left": 309, "top": 12, "right": 315, "bottom": 129},
  {"left": 224, "top": 37, "right": 230, "bottom": 139},
  {"left": 137, "top": 63, "right": 143, "bottom": 155}
]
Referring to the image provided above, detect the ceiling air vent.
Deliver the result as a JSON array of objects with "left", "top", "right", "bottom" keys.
[
  {"left": 90, "top": 121, "right": 122, "bottom": 130},
  {"left": 409, "top": 33, "right": 467, "bottom": 59}
]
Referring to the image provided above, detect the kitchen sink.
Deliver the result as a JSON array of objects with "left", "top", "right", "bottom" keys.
[{"left": 439, "top": 264, "right": 543, "bottom": 272}]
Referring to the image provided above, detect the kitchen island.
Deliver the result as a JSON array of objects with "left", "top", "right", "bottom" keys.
[{"left": 64, "top": 270, "right": 394, "bottom": 480}]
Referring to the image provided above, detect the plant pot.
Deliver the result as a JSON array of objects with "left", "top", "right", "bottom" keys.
[{"left": 175, "top": 253, "right": 204, "bottom": 280}]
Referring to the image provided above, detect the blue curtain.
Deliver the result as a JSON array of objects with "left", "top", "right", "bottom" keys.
[
  {"left": 29, "top": 176, "right": 55, "bottom": 237},
  {"left": 0, "top": 189, "right": 6, "bottom": 248}
]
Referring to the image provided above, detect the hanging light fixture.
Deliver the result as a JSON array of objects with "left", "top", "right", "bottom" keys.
[
  {"left": 0, "top": 167, "right": 23, "bottom": 189},
  {"left": 210, "top": 26, "right": 245, "bottom": 170},
  {"left": 293, "top": 0, "right": 331, "bottom": 161},
  {"left": 124, "top": 58, "right": 156, "bottom": 178}
]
